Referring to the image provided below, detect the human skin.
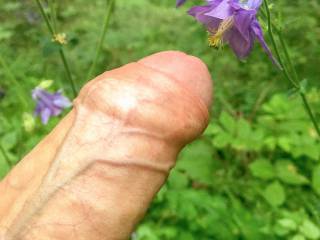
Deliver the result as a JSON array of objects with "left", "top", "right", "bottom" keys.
[{"left": 0, "top": 51, "right": 212, "bottom": 240}]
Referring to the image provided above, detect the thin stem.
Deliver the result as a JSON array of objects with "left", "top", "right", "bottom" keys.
[
  {"left": 263, "top": 0, "right": 299, "bottom": 89},
  {"left": 0, "top": 143, "right": 12, "bottom": 168},
  {"left": 0, "top": 53, "right": 28, "bottom": 109},
  {"left": 277, "top": 30, "right": 299, "bottom": 83},
  {"left": 86, "top": 0, "right": 115, "bottom": 80},
  {"left": 47, "top": 0, "right": 58, "bottom": 33},
  {"left": 263, "top": 0, "right": 320, "bottom": 137},
  {"left": 35, "top": 0, "right": 77, "bottom": 97},
  {"left": 300, "top": 92, "right": 320, "bottom": 136},
  {"left": 59, "top": 49, "right": 77, "bottom": 96},
  {"left": 35, "top": 0, "right": 54, "bottom": 35}
]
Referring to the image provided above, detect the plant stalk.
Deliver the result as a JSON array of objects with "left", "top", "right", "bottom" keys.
[
  {"left": 86, "top": 0, "right": 115, "bottom": 80},
  {"left": 35, "top": 0, "right": 77, "bottom": 97},
  {"left": 264, "top": 0, "right": 320, "bottom": 137}
]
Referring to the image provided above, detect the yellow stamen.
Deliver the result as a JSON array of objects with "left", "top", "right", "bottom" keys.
[
  {"left": 52, "top": 33, "right": 68, "bottom": 45},
  {"left": 208, "top": 17, "right": 234, "bottom": 48}
]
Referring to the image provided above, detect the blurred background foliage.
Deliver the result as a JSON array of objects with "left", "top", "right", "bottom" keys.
[{"left": 0, "top": 0, "right": 320, "bottom": 239}]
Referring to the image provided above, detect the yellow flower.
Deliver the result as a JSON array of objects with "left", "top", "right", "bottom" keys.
[{"left": 52, "top": 33, "right": 68, "bottom": 45}]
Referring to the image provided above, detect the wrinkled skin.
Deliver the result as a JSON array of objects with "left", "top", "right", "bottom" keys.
[{"left": 0, "top": 51, "right": 212, "bottom": 240}]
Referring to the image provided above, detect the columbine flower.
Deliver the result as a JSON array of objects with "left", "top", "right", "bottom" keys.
[
  {"left": 32, "top": 88, "right": 72, "bottom": 124},
  {"left": 188, "top": 0, "right": 279, "bottom": 66}
]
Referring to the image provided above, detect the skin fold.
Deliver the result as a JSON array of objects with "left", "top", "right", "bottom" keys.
[{"left": 0, "top": 51, "right": 213, "bottom": 240}]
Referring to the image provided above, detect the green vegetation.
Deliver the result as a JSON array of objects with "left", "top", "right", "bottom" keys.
[{"left": 0, "top": 0, "right": 320, "bottom": 239}]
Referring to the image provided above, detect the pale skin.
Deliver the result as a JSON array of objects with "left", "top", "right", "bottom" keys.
[{"left": 0, "top": 51, "right": 213, "bottom": 240}]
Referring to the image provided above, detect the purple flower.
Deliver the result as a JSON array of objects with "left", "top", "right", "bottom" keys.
[
  {"left": 32, "top": 88, "right": 72, "bottom": 124},
  {"left": 176, "top": 0, "right": 187, "bottom": 7},
  {"left": 188, "top": 0, "right": 279, "bottom": 66}
]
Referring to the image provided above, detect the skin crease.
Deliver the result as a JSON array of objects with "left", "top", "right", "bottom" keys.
[{"left": 0, "top": 51, "right": 213, "bottom": 240}]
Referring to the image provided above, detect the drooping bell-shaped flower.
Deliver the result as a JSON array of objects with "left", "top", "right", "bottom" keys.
[
  {"left": 32, "top": 88, "right": 72, "bottom": 124},
  {"left": 186, "top": 0, "right": 280, "bottom": 66}
]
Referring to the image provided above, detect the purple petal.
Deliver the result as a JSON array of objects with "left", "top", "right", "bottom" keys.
[
  {"left": 204, "top": 0, "right": 233, "bottom": 19},
  {"left": 32, "top": 87, "right": 72, "bottom": 125},
  {"left": 189, "top": 5, "right": 222, "bottom": 31},
  {"left": 251, "top": 19, "right": 281, "bottom": 68},
  {"left": 227, "top": 28, "right": 255, "bottom": 58},
  {"left": 53, "top": 96, "right": 72, "bottom": 108},
  {"left": 51, "top": 106, "right": 63, "bottom": 116},
  {"left": 40, "top": 108, "right": 51, "bottom": 125},
  {"left": 230, "top": 0, "right": 262, "bottom": 10},
  {"left": 233, "top": 10, "right": 256, "bottom": 42},
  {"left": 247, "top": 0, "right": 263, "bottom": 9}
]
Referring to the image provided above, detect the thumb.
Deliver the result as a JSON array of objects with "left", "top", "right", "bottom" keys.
[{"left": 0, "top": 51, "right": 212, "bottom": 240}]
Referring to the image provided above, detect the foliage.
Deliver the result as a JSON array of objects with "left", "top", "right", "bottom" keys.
[
  {"left": 0, "top": 0, "right": 319, "bottom": 239},
  {"left": 138, "top": 91, "right": 320, "bottom": 239}
]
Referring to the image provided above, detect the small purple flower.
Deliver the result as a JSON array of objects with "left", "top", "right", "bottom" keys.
[
  {"left": 32, "top": 88, "right": 72, "bottom": 124},
  {"left": 188, "top": 0, "right": 280, "bottom": 66},
  {"left": 176, "top": 0, "right": 187, "bottom": 7}
]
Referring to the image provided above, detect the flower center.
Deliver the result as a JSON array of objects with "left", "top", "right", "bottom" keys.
[{"left": 208, "top": 17, "right": 234, "bottom": 47}]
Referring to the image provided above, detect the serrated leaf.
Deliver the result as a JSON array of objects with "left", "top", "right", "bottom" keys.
[
  {"left": 204, "top": 123, "right": 221, "bottom": 136},
  {"left": 277, "top": 218, "right": 297, "bottom": 231},
  {"left": 299, "top": 219, "right": 320, "bottom": 240},
  {"left": 1, "top": 131, "right": 18, "bottom": 150},
  {"left": 168, "top": 170, "right": 189, "bottom": 189},
  {"left": 177, "top": 140, "right": 215, "bottom": 184},
  {"left": 249, "top": 159, "right": 275, "bottom": 180},
  {"left": 263, "top": 181, "right": 285, "bottom": 207},
  {"left": 212, "top": 131, "right": 232, "bottom": 148},
  {"left": 292, "top": 235, "right": 306, "bottom": 240},
  {"left": 276, "top": 160, "right": 309, "bottom": 185},
  {"left": 219, "top": 111, "right": 236, "bottom": 134}
]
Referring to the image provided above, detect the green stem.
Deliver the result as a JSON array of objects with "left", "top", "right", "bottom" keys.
[
  {"left": 35, "top": 0, "right": 77, "bottom": 97},
  {"left": 277, "top": 30, "right": 299, "bottom": 83},
  {"left": 263, "top": 0, "right": 299, "bottom": 89},
  {"left": 263, "top": 0, "right": 320, "bottom": 137},
  {"left": 0, "top": 143, "right": 12, "bottom": 168},
  {"left": 300, "top": 92, "right": 320, "bottom": 136},
  {"left": 86, "top": 0, "right": 115, "bottom": 80},
  {"left": 35, "top": 0, "right": 54, "bottom": 35},
  {"left": 0, "top": 53, "right": 28, "bottom": 109},
  {"left": 59, "top": 49, "right": 78, "bottom": 96},
  {"left": 47, "top": 0, "right": 58, "bottom": 33}
]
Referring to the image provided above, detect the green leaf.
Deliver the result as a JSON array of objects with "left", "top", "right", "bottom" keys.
[
  {"left": 219, "top": 111, "right": 236, "bottom": 134},
  {"left": 312, "top": 165, "right": 320, "bottom": 195},
  {"left": 204, "top": 123, "right": 221, "bottom": 136},
  {"left": 292, "top": 235, "right": 306, "bottom": 240},
  {"left": 249, "top": 159, "right": 275, "bottom": 180},
  {"left": 168, "top": 170, "right": 189, "bottom": 189},
  {"left": 177, "top": 140, "right": 216, "bottom": 184},
  {"left": 212, "top": 131, "right": 232, "bottom": 148},
  {"left": 263, "top": 181, "right": 285, "bottom": 207},
  {"left": 299, "top": 219, "right": 320, "bottom": 240},
  {"left": 275, "top": 160, "right": 309, "bottom": 185},
  {"left": 0, "top": 154, "right": 10, "bottom": 179},
  {"left": 277, "top": 218, "right": 297, "bottom": 231},
  {"left": 1, "top": 131, "right": 18, "bottom": 150}
]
